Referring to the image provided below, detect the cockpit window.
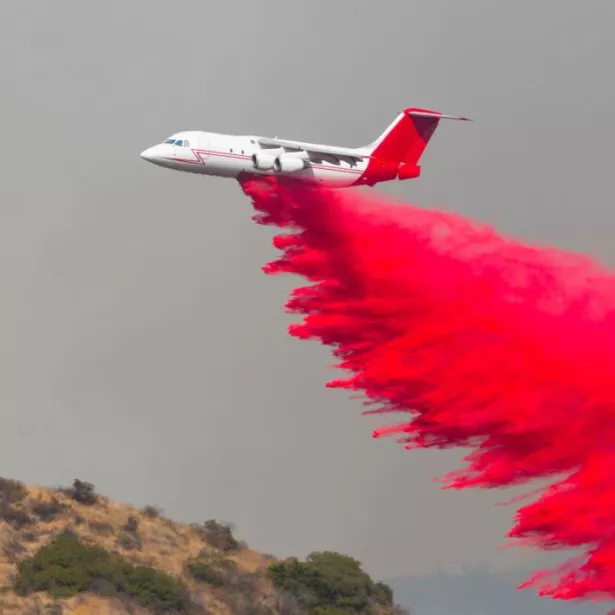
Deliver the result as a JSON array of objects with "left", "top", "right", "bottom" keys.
[{"left": 163, "top": 138, "right": 189, "bottom": 146}]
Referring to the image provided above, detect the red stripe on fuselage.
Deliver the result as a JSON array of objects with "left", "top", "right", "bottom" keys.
[{"left": 167, "top": 149, "right": 364, "bottom": 175}]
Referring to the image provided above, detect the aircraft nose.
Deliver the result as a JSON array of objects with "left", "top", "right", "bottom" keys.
[{"left": 140, "top": 146, "right": 157, "bottom": 162}]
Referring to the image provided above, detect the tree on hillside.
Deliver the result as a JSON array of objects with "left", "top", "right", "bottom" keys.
[
  {"left": 269, "top": 551, "right": 400, "bottom": 615},
  {"left": 65, "top": 479, "right": 97, "bottom": 505}
]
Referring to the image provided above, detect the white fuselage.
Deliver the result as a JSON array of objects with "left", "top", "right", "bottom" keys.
[
  {"left": 140, "top": 108, "right": 471, "bottom": 189},
  {"left": 141, "top": 131, "right": 368, "bottom": 188}
]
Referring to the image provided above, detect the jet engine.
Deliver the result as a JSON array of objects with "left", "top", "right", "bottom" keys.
[
  {"left": 273, "top": 155, "right": 306, "bottom": 173},
  {"left": 251, "top": 152, "right": 276, "bottom": 170}
]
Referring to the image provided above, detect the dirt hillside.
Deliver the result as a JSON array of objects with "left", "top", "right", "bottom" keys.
[{"left": 0, "top": 478, "right": 407, "bottom": 615}]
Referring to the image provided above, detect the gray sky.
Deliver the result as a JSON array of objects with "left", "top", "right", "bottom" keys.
[{"left": 1, "top": 0, "right": 614, "bottom": 582}]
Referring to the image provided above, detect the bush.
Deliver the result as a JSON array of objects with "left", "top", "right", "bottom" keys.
[
  {"left": 66, "top": 479, "right": 97, "bottom": 505},
  {"left": 3, "top": 507, "right": 33, "bottom": 530},
  {"left": 275, "top": 592, "right": 304, "bottom": 615},
  {"left": 31, "top": 498, "right": 67, "bottom": 522},
  {"left": 191, "top": 520, "right": 240, "bottom": 552},
  {"left": 372, "top": 582, "right": 394, "bottom": 607},
  {"left": 186, "top": 561, "right": 224, "bottom": 587},
  {"left": 225, "top": 571, "right": 267, "bottom": 615},
  {"left": 117, "top": 531, "right": 142, "bottom": 551},
  {"left": 14, "top": 534, "right": 199, "bottom": 614},
  {"left": 269, "top": 551, "right": 391, "bottom": 615},
  {"left": 143, "top": 505, "right": 162, "bottom": 519},
  {"left": 0, "top": 477, "right": 31, "bottom": 529},
  {"left": 230, "top": 571, "right": 261, "bottom": 597},
  {"left": 123, "top": 515, "right": 139, "bottom": 533},
  {"left": 0, "top": 478, "right": 27, "bottom": 508},
  {"left": 186, "top": 551, "right": 237, "bottom": 587}
]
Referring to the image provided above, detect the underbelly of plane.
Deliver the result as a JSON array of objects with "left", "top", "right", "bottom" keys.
[
  {"left": 172, "top": 150, "right": 364, "bottom": 187},
  {"left": 200, "top": 152, "right": 363, "bottom": 186}
]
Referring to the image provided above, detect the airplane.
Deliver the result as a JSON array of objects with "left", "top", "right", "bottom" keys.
[{"left": 140, "top": 107, "right": 471, "bottom": 189}]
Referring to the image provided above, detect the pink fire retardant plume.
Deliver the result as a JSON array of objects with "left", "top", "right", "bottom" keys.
[{"left": 240, "top": 175, "right": 615, "bottom": 609}]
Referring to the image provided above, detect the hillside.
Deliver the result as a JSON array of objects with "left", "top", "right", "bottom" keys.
[{"left": 0, "top": 477, "right": 407, "bottom": 615}]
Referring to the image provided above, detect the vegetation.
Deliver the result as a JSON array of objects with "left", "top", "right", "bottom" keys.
[
  {"left": 143, "top": 504, "right": 163, "bottom": 518},
  {"left": 30, "top": 497, "right": 67, "bottom": 522},
  {"left": 14, "top": 534, "right": 197, "bottom": 614},
  {"left": 0, "top": 478, "right": 33, "bottom": 530},
  {"left": 269, "top": 552, "right": 403, "bottom": 615},
  {"left": 190, "top": 519, "right": 241, "bottom": 552},
  {"left": 64, "top": 479, "right": 97, "bottom": 505},
  {"left": 0, "top": 477, "right": 409, "bottom": 615},
  {"left": 187, "top": 559, "right": 225, "bottom": 587},
  {"left": 373, "top": 581, "right": 394, "bottom": 607},
  {"left": 123, "top": 515, "right": 139, "bottom": 533},
  {"left": 0, "top": 477, "right": 27, "bottom": 509},
  {"left": 186, "top": 549, "right": 237, "bottom": 587}
]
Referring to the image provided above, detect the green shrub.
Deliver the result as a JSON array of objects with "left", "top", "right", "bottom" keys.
[
  {"left": 14, "top": 534, "right": 198, "bottom": 614},
  {"left": 269, "top": 551, "right": 394, "bottom": 615},
  {"left": 372, "top": 582, "right": 394, "bottom": 606},
  {"left": 186, "top": 551, "right": 237, "bottom": 587},
  {"left": 186, "top": 560, "right": 224, "bottom": 587}
]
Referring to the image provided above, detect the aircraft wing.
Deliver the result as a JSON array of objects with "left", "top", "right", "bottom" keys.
[{"left": 256, "top": 137, "right": 368, "bottom": 161}]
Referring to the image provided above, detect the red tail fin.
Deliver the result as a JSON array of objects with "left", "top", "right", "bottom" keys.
[{"left": 366, "top": 108, "right": 471, "bottom": 180}]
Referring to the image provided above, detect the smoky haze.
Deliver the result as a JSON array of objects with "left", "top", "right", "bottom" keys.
[{"left": 0, "top": 0, "right": 614, "bottom": 588}]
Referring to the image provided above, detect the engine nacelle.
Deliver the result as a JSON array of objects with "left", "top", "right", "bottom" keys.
[
  {"left": 274, "top": 155, "right": 306, "bottom": 173},
  {"left": 252, "top": 152, "right": 277, "bottom": 170}
]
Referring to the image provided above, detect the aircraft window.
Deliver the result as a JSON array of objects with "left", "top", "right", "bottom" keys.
[
  {"left": 164, "top": 139, "right": 175, "bottom": 144},
  {"left": 183, "top": 140, "right": 190, "bottom": 147},
  {"left": 175, "top": 139, "right": 183, "bottom": 146}
]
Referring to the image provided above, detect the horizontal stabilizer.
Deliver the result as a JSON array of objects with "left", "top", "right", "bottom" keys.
[{"left": 405, "top": 109, "right": 472, "bottom": 121}]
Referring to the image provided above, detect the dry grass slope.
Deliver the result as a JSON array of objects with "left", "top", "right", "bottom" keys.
[
  {"left": 0, "top": 478, "right": 278, "bottom": 615},
  {"left": 0, "top": 478, "right": 407, "bottom": 615}
]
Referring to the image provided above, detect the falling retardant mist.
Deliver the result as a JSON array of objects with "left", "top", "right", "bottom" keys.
[{"left": 239, "top": 175, "right": 615, "bottom": 610}]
